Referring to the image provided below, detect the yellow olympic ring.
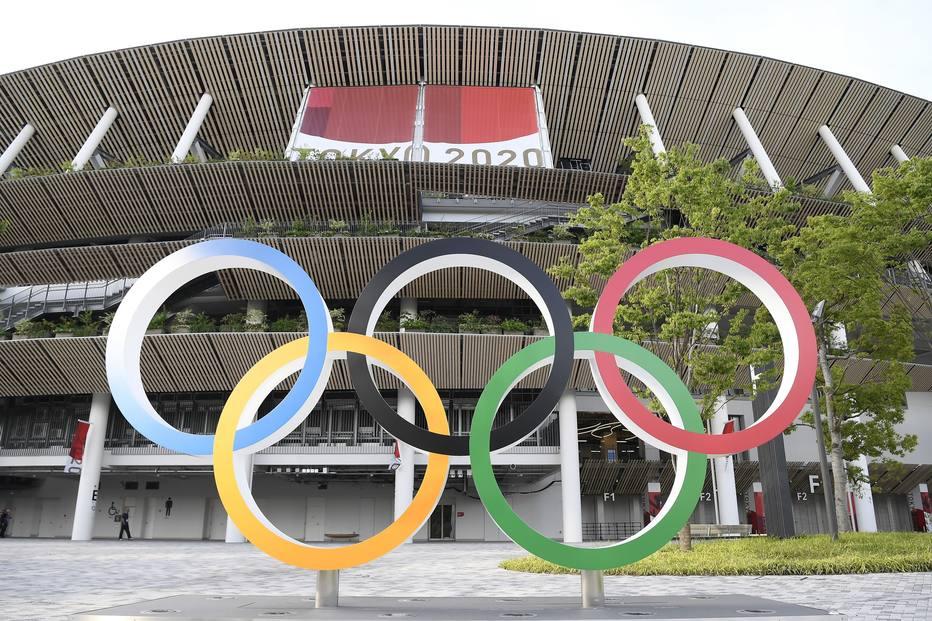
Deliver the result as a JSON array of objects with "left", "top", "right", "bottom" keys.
[{"left": 213, "top": 332, "right": 450, "bottom": 570}]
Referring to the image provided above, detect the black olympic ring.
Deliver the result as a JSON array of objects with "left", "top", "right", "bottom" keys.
[{"left": 346, "top": 238, "right": 574, "bottom": 456}]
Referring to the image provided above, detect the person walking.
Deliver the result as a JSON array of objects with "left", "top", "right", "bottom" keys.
[
  {"left": 0, "top": 509, "right": 10, "bottom": 538},
  {"left": 118, "top": 510, "right": 132, "bottom": 540}
]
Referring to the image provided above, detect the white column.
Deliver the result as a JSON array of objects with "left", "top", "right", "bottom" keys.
[
  {"left": 710, "top": 402, "right": 740, "bottom": 525},
  {"left": 224, "top": 456, "right": 253, "bottom": 542},
  {"left": 394, "top": 297, "right": 418, "bottom": 540},
  {"left": 823, "top": 168, "right": 845, "bottom": 198},
  {"left": 0, "top": 123, "right": 36, "bottom": 176},
  {"left": 847, "top": 453, "right": 877, "bottom": 532},
  {"left": 71, "top": 393, "right": 110, "bottom": 541},
  {"left": 817, "top": 125, "right": 870, "bottom": 193},
  {"left": 72, "top": 107, "right": 118, "bottom": 171},
  {"left": 634, "top": 93, "right": 666, "bottom": 155},
  {"left": 890, "top": 144, "right": 910, "bottom": 163},
  {"left": 732, "top": 108, "right": 782, "bottom": 189},
  {"left": 558, "top": 391, "right": 582, "bottom": 543},
  {"left": 171, "top": 93, "right": 213, "bottom": 163}
]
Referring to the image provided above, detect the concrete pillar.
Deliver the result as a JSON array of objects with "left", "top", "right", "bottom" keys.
[
  {"left": 0, "top": 123, "right": 36, "bottom": 176},
  {"left": 558, "top": 391, "right": 582, "bottom": 543},
  {"left": 710, "top": 402, "right": 740, "bottom": 525},
  {"left": 72, "top": 107, "right": 118, "bottom": 171},
  {"left": 823, "top": 169, "right": 845, "bottom": 198},
  {"left": 732, "top": 108, "right": 782, "bottom": 189},
  {"left": 225, "top": 456, "right": 253, "bottom": 543},
  {"left": 71, "top": 393, "right": 110, "bottom": 541},
  {"left": 634, "top": 94, "right": 666, "bottom": 155},
  {"left": 172, "top": 93, "right": 213, "bottom": 163},
  {"left": 394, "top": 297, "right": 417, "bottom": 541},
  {"left": 890, "top": 144, "right": 910, "bottom": 163},
  {"left": 847, "top": 453, "right": 877, "bottom": 532},
  {"left": 818, "top": 125, "right": 871, "bottom": 193}
]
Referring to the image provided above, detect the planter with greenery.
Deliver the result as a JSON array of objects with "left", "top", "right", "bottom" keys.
[
  {"left": 400, "top": 311, "right": 430, "bottom": 333},
  {"left": 72, "top": 311, "right": 100, "bottom": 337},
  {"left": 457, "top": 311, "right": 482, "bottom": 334},
  {"left": 270, "top": 315, "right": 302, "bottom": 332},
  {"left": 329, "top": 308, "right": 346, "bottom": 331},
  {"left": 189, "top": 312, "right": 216, "bottom": 333},
  {"left": 13, "top": 319, "right": 52, "bottom": 340},
  {"left": 529, "top": 318, "right": 549, "bottom": 337},
  {"left": 500, "top": 318, "right": 528, "bottom": 335},
  {"left": 430, "top": 316, "right": 456, "bottom": 333},
  {"left": 219, "top": 313, "right": 245, "bottom": 332},
  {"left": 53, "top": 317, "right": 75, "bottom": 338},
  {"left": 480, "top": 315, "right": 502, "bottom": 335},
  {"left": 244, "top": 308, "right": 267, "bottom": 332},
  {"left": 147, "top": 310, "right": 168, "bottom": 335},
  {"left": 171, "top": 309, "right": 195, "bottom": 334},
  {"left": 375, "top": 310, "right": 398, "bottom": 332}
]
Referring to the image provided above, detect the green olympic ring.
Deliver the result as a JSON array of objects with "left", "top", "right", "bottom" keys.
[{"left": 469, "top": 332, "right": 706, "bottom": 571}]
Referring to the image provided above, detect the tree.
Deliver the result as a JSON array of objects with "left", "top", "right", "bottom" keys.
[
  {"left": 550, "top": 127, "right": 799, "bottom": 549},
  {"left": 780, "top": 157, "right": 932, "bottom": 533}
]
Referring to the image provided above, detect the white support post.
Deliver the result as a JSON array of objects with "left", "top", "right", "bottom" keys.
[
  {"left": 0, "top": 123, "right": 36, "bottom": 176},
  {"left": 823, "top": 169, "right": 845, "bottom": 198},
  {"left": 847, "top": 453, "right": 877, "bottom": 532},
  {"left": 394, "top": 297, "right": 417, "bottom": 541},
  {"left": 72, "top": 107, "right": 118, "bottom": 171},
  {"left": 732, "top": 108, "right": 782, "bottom": 189},
  {"left": 172, "top": 94, "right": 213, "bottom": 163},
  {"left": 634, "top": 93, "right": 666, "bottom": 155},
  {"left": 817, "top": 125, "right": 870, "bottom": 193},
  {"left": 72, "top": 393, "right": 110, "bottom": 541},
  {"left": 558, "top": 390, "right": 582, "bottom": 544},
  {"left": 710, "top": 401, "right": 740, "bottom": 525},
  {"left": 890, "top": 144, "right": 910, "bottom": 163},
  {"left": 225, "top": 456, "right": 253, "bottom": 543}
]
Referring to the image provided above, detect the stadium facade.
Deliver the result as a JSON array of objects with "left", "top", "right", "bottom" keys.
[{"left": 0, "top": 26, "right": 930, "bottom": 544}]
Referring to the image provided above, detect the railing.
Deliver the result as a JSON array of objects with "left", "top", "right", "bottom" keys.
[
  {"left": 582, "top": 522, "right": 643, "bottom": 542},
  {"left": 0, "top": 447, "right": 70, "bottom": 457},
  {"left": 0, "top": 278, "right": 133, "bottom": 329}
]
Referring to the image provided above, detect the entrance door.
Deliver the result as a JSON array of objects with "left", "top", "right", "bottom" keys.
[
  {"left": 204, "top": 498, "right": 227, "bottom": 540},
  {"left": 304, "top": 497, "right": 325, "bottom": 542},
  {"left": 141, "top": 498, "right": 158, "bottom": 539},
  {"left": 429, "top": 504, "right": 455, "bottom": 540}
]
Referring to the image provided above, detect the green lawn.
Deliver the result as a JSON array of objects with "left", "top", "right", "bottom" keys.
[{"left": 499, "top": 533, "right": 932, "bottom": 576}]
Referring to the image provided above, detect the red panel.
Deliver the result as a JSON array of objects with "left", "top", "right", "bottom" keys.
[
  {"left": 300, "top": 86, "right": 418, "bottom": 143},
  {"left": 424, "top": 86, "right": 539, "bottom": 143}
]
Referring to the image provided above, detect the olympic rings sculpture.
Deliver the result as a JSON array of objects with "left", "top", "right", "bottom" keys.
[{"left": 105, "top": 236, "right": 816, "bottom": 571}]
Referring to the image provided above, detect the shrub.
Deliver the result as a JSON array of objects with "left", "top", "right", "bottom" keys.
[
  {"left": 270, "top": 315, "right": 301, "bottom": 332},
  {"left": 329, "top": 308, "right": 346, "bottom": 331},
  {"left": 189, "top": 312, "right": 217, "bottom": 333},
  {"left": 375, "top": 311, "right": 398, "bottom": 332},
  {"left": 14, "top": 319, "right": 52, "bottom": 338},
  {"left": 219, "top": 313, "right": 246, "bottom": 332},
  {"left": 72, "top": 311, "right": 100, "bottom": 336},
  {"left": 500, "top": 318, "right": 528, "bottom": 333},
  {"left": 148, "top": 310, "right": 169, "bottom": 331}
]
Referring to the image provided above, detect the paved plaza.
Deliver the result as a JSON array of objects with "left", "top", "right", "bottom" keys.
[{"left": 0, "top": 539, "right": 928, "bottom": 621}]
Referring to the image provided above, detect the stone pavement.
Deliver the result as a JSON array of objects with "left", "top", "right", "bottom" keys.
[{"left": 0, "top": 539, "right": 928, "bottom": 621}]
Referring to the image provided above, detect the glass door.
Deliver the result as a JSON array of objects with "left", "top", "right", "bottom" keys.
[{"left": 428, "top": 504, "right": 455, "bottom": 540}]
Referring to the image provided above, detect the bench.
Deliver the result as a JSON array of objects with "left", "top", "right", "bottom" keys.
[
  {"left": 324, "top": 532, "right": 359, "bottom": 542},
  {"left": 688, "top": 523, "right": 753, "bottom": 538}
]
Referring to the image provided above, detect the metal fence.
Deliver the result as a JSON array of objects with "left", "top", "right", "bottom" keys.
[{"left": 582, "top": 522, "right": 643, "bottom": 542}]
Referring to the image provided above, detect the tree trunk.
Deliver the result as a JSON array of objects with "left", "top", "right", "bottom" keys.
[
  {"left": 678, "top": 522, "right": 692, "bottom": 551},
  {"left": 816, "top": 336, "right": 851, "bottom": 534}
]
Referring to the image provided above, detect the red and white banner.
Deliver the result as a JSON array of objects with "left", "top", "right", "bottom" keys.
[
  {"left": 422, "top": 86, "right": 548, "bottom": 167},
  {"left": 287, "top": 85, "right": 552, "bottom": 168},
  {"left": 64, "top": 420, "right": 91, "bottom": 474},
  {"left": 288, "top": 86, "right": 418, "bottom": 161}
]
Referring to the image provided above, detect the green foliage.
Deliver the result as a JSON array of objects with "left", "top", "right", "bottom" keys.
[
  {"left": 375, "top": 310, "right": 399, "bottom": 332},
  {"left": 171, "top": 309, "right": 195, "bottom": 332},
  {"left": 781, "top": 157, "right": 932, "bottom": 480},
  {"left": 550, "top": 126, "right": 797, "bottom": 418},
  {"left": 219, "top": 313, "right": 246, "bottom": 332},
  {"left": 0, "top": 219, "right": 9, "bottom": 236},
  {"left": 329, "top": 308, "right": 346, "bottom": 331},
  {"left": 500, "top": 318, "right": 528, "bottom": 333},
  {"left": 269, "top": 315, "right": 302, "bottom": 332},
  {"left": 400, "top": 311, "right": 431, "bottom": 331},
  {"left": 227, "top": 148, "right": 285, "bottom": 161},
  {"left": 499, "top": 533, "right": 932, "bottom": 576},
  {"left": 52, "top": 317, "right": 75, "bottom": 334},
  {"left": 72, "top": 311, "right": 100, "bottom": 336},
  {"left": 457, "top": 311, "right": 482, "bottom": 332},
  {"left": 188, "top": 313, "right": 216, "bottom": 333},
  {"left": 14, "top": 319, "right": 52, "bottom": 338},
  {"left": 148, "top": 310, "right": 169, "bottom": 330}
]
